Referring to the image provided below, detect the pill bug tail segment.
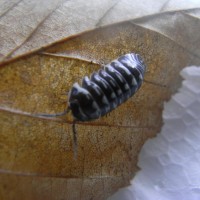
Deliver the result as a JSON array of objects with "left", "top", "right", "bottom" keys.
[{"left": 68, "top": 53, "right": 146, "bottom": 121}]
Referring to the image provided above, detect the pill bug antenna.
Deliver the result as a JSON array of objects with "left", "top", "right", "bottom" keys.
[
  {"left": 144, "top": 68, "right": 167, "bottom": 88},
  {"left": 34, "top": 106, "right": 71, "bottom": 118},
  {"left": 72, "top": 119, "right": 78, "bottom": 160},
  {"left": 143, "top": 79, "right": 167, "bottom": 88}
]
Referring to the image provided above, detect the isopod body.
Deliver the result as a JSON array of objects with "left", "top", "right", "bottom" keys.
[{"left": 68, "top": 53, "right": 146, "bottom": 121}]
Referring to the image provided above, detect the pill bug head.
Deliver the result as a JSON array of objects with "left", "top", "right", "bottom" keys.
[
  {"left": 68, "top": 83, "right": 101, "bottom": 121},
  {"left": 68, "top": 83, "right": 88, "bottom": 121}
]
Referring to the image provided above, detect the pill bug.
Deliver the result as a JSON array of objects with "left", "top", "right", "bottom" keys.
[
  {"left": 37, "top": 53, "right": 146, "bottom": 157},
  {"left": 69, "top": 53, "right": 146, "bottom": 121}
]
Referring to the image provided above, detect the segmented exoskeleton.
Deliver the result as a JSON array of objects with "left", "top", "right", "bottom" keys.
[{"left": 68, "top": 53, "right": 146, "bottom": 121}]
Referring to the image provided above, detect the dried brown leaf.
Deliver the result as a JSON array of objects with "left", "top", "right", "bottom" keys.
[{"left": 0, "top": 2, "right": 200, "bottom": 200}]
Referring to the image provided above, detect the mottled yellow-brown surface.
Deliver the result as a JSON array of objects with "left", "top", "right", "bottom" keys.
[{"left": 1, "top": 5, "right": 200, "bottom": 200}]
